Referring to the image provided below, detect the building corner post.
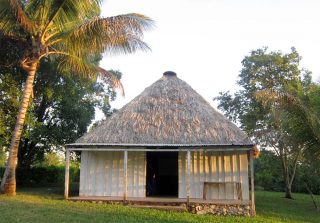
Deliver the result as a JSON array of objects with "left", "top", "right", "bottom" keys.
[{"left": 250, "top": 149, "right": 256, "bottom": 216}]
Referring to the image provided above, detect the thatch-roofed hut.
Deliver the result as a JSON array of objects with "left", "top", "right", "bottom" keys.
[{"left": 65, "top": 71, "right": 256, "bottom": 216}]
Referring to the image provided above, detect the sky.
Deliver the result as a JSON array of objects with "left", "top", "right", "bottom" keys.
[{"left": 99, "top": 0, "right": 320, "bottom": 114}]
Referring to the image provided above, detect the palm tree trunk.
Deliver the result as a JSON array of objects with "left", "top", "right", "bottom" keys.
[{"left": 0, "top": 61, "right": 38, "bottom": 195}]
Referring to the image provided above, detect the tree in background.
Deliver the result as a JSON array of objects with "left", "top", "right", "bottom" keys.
[
  {"left": 0, "top": 149, "right": 6, "bottom": 167},
  {"left": 0, "top": 38, "right": 120, "bottom": 166},
  {"left": 254, "top": 149, "right": 283, "bottom": 191},
  {"left": 0, "top": 36, "right": 25, "bottom": 150},
  {"left": 215, "top": 47, "right": 319, "bottom": 199},
  {"left": 0, "top": 0, "right": 153, "bottom": 195},
  {"left": 255, "top": 67, "right": 320, "bottom": 200},
  {"left": 1, "top": 40, "right": 122, "bottom": 168},
  {"left": 41, "top": 153, "right": 62, "bottom": 167},
  {"left": 17, "top": 66, "right": 122, "bottom": 168}
]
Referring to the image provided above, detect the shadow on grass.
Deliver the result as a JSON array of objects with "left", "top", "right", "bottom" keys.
[{"left": 16, "top": 183, "right": 79, "bottom": 199}]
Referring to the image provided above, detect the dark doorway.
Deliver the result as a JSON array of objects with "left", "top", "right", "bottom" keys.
[{"left": 146, "top": 152, "right": 178, "bottom": 197}]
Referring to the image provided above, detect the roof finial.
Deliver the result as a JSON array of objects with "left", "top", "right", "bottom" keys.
[{"left": 163, "top": 71, "right": 177, "bottom": 77}]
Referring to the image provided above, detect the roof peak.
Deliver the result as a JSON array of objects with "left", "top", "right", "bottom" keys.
[
  {"left": 76, "top": 72, "right": 252, "bottom": 145},
  {"left": 163, "top": 71, "right": 177, "bottom": 77}
]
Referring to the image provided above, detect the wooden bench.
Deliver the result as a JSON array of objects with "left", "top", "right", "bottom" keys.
[{"left": 203, "top": 181, "right": 242, "bottom": 200}]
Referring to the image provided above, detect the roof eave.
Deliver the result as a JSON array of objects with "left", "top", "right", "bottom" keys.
[{"left": 66, "top": 143, "right": 255, "bottom": 151}]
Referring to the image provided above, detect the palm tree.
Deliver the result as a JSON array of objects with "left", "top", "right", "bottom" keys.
[
  {"left": 256, "top": 87, "right": 320, "bottom": 199},
  {"left": 256, "top": 88, "right": 320, "bottom": 149},
  {"left": 0, "top": 0, "right": 153, "bottom": 195}
]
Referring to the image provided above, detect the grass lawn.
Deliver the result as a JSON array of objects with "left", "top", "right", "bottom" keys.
[{"left": 0, "top": 187, "right": 319, "bottom": 223}]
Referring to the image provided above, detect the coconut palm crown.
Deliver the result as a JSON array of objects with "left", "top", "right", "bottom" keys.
[{"left": 0, "top": 0, "right": 153, "bottom": 195}]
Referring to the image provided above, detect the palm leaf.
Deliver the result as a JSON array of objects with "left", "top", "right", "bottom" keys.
[
  {"left": 39, "top": 0, "right": 101, "bottom": 40},
  {"left": 55, "top": 53, "right": 124, "bottom": 96},
  {"left": 8, "top": 0, "right": 35, "bottom": 33},
  {"left": 0, "top": 0, "right": 19, "bottom": 34},
  {"left": 256, "top": 89, "right": 320, "bottom": 146},
  {"left": 48, "top": 14, "right": 154, "bottom": 55}
]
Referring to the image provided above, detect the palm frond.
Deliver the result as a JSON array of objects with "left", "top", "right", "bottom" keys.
[
  {"left": 56, "top": 53, "right": 98, "bottom": 78},
  {"left": 55, "top": 53, "right": 124, "bottom": 95},
  {"left": 8, "top": 0, "right": 35, "bottom": 33},
  {"left": 40, "top": 0, "right": 101, "bottom": 40},
  {"left": 103, "top": 33, "right": 151, "bottom": 55},
  {"left": 24, "top": 0, "right": 51, "bottom": 29},
  {"left": 49, "top": 14, "right": 154, "bottom": 55},
  {"left": 0, "top": 0, "right": 18, "bottom": 34},
  {"left": 0, "top": 1, "right": 29, "bottom": 56},
  {"left": 256, "top": 89, "right": 320, "bottom": 145}
]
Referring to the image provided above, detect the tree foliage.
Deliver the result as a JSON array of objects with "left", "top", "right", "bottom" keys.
[
  {"left": 215, "top": 47, "right": 320, "bottom": 198},
  {"left": 0, "top": 0, "right": 153, "bottom": 194},
  {"left": 1, "top": 49, "right": 122, "bottom": 167},
  {"left": 254, "top": 149, "right": 283, "bottom": 192}
]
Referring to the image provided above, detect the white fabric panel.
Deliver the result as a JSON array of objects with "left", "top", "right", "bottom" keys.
[
  {"left": 240, "top": 153, "right": 249, "bottom": 200},
  {"left": 79, "top": 151, "right": 146, "bottom": 197},
  {"left": 127, "top": 151, "right": 146, "bottom": 197},
  {"left": 178, "top": 151, "right": 249, "bottom": 200}
]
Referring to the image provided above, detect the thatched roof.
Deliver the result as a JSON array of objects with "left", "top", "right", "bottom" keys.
[{"left": 75, "top": 72, "right": 252, "bottom": 146}]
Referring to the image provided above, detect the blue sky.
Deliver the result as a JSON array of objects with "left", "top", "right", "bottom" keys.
[{"left": 99, "top": 0, "right": 320, "bottom": 112}]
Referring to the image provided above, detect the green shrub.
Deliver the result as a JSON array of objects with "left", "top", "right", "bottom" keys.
[
  {"left": 15, "top": 166, "right": 79, "bottom": 187},
  {"left": 0, "top": 148, "right": 6, "bottom": 167},
  {"left": 254, "top": 150, "right": 283, "bottom": 191}
]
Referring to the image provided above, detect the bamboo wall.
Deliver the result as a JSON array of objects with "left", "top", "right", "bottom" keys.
[
  {"left": 79, "top": 150, "right": 249, "bottom": 201},
  {"left": 79, "top": 151, "right": 146, "bottom": 197},
  {"left": 178, "top": 151, "right": 249, "bottom": 200}
]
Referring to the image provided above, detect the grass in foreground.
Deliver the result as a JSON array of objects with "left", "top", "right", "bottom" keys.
[{"left": 0, "top": 187, "right": 319, "bottom": 223}]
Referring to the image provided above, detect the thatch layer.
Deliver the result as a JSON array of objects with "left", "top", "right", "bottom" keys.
[{"left": 77, "top": 73, "right": 252, "bottom": 145}]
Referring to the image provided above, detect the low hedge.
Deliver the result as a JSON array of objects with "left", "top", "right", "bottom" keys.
[{"left": 0, "top": 166, "right": 79, "bottom": 187}]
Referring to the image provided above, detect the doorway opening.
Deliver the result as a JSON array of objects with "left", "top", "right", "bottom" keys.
[{"left": 146, "top": 152, "right": 178, "bottom": 197}]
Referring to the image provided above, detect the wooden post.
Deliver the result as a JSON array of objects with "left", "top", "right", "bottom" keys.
[
  {"left": 123, "top": 150, "right": 128, "bottom": 202},
  {"left": 64, "top": 149, "right": 70, "bottom": 199},
  {"left": 250, "top": 150, "right": 256, "bottom": 216},
  {"left": 187, "top": 150, "right": 191, "bottom": 205}
]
